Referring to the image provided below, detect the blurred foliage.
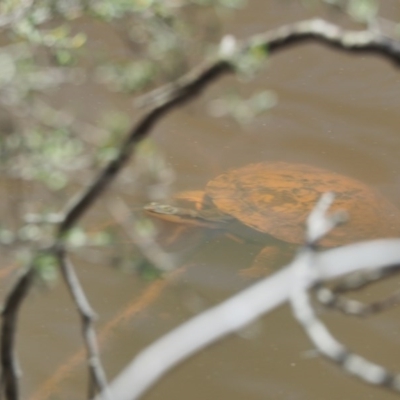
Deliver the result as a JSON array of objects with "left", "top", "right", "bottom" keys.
[
  {"left": 33, "top": 252, "right": 59, "bottom": 287},
  {"left": 234, "top": 42, "right": 269, "bottom": 79},
  {"left": 208, "top": 90, "right": 277, "bottom": 125},
  {"left": 0, "top": 0, "right": 248, "bottom": 186},
  {"left": 64, "top": 225, "right": 115, "bottom": 248},
  {"left": 322, "top": 0, "right": 379, "bottom": 23},
  {"left": 0, "top": 225, "right": 14, "bottom": 245},
  {"left": 0, "top": 0, "right": 248, "bottom": 278}
]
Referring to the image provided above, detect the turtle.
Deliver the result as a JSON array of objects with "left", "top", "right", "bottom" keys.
[{"left": 144, "top": 162, "right": 400, "bottom": 276}]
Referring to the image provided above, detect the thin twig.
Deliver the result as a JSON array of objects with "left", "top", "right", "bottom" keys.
[
  {"left": 318, "top": 285, "right": 400, "bottom": 317},
  {"left": 316, "top": 265, "right": 400, "bottom": 317},
  {"left": 55, "top": 248, "right": 112, "bottom": 400}
]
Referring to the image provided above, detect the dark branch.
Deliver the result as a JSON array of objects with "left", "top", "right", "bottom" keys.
[
  {"left": 316, "top": 264, "right": 400, "bottom": 317},
  {"left": 1, "top": 268, "right": 34, "bottom": 400},
  {"left": 57, "top": 61, "right": 231, "bottom": 235}
]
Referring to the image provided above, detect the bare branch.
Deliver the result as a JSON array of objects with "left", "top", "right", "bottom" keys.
[
  {"left": 316, "top": 266, "right": 400, "bottom": 317},
  {"left": 54, "top": 248, "right": 111, "bottom": 400},
  {"left": 318, "top": 285, "right": 400, "bottom": 317},
  {"left": 56, "top": 59, "right": 232, "bottom": 237},
  {"left": 93, "top": 238, "right": 400, "bottom": 400},
  {"left": 290, "top": 195, "right": 400, "bottom": 394},
  {"left": 1, "top": 267, "right": 34, "bottom": 400},
  {"left": 305, "top": 192, "right": 347, "bottom": 245}
]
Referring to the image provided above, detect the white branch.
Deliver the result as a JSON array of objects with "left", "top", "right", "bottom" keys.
[{"left": 94, "top": 239, "right": 400, "bottom": 400}]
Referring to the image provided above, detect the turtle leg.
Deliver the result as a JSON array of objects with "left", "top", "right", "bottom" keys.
[
  {"left": 239, "top": 243, "right": 296, "bottom": 278},
  {"left": 155, "top": 221, "right": 207, "bottom": 251},
  {"left": 239, "top": 246, "right": 282, "bottom": 278},
  {"left": 225, "top": 233, "right": 246, "bottom": 243}
]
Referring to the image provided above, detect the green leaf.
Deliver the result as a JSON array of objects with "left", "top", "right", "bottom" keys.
[
  {"left": 347, "top": 0, "right": 378, "bottom": 23},
  {"left": 33, "top": 253, "right": 59, "bottom": 286},
  {"left": 234, "top": 43, "right": 268, "bottom": 79},
  {"left": 65, "top": 227, "right": 88, "bottom": 247}
]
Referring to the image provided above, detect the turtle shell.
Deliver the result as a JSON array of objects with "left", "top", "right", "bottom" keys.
[{"left": 205, "top": 162, "right": 400, "bottom": 247}]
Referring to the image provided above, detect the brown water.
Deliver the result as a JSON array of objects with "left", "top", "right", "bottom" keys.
[{"left": 3, "top": 1, "right": 400, "bottom": 399}]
